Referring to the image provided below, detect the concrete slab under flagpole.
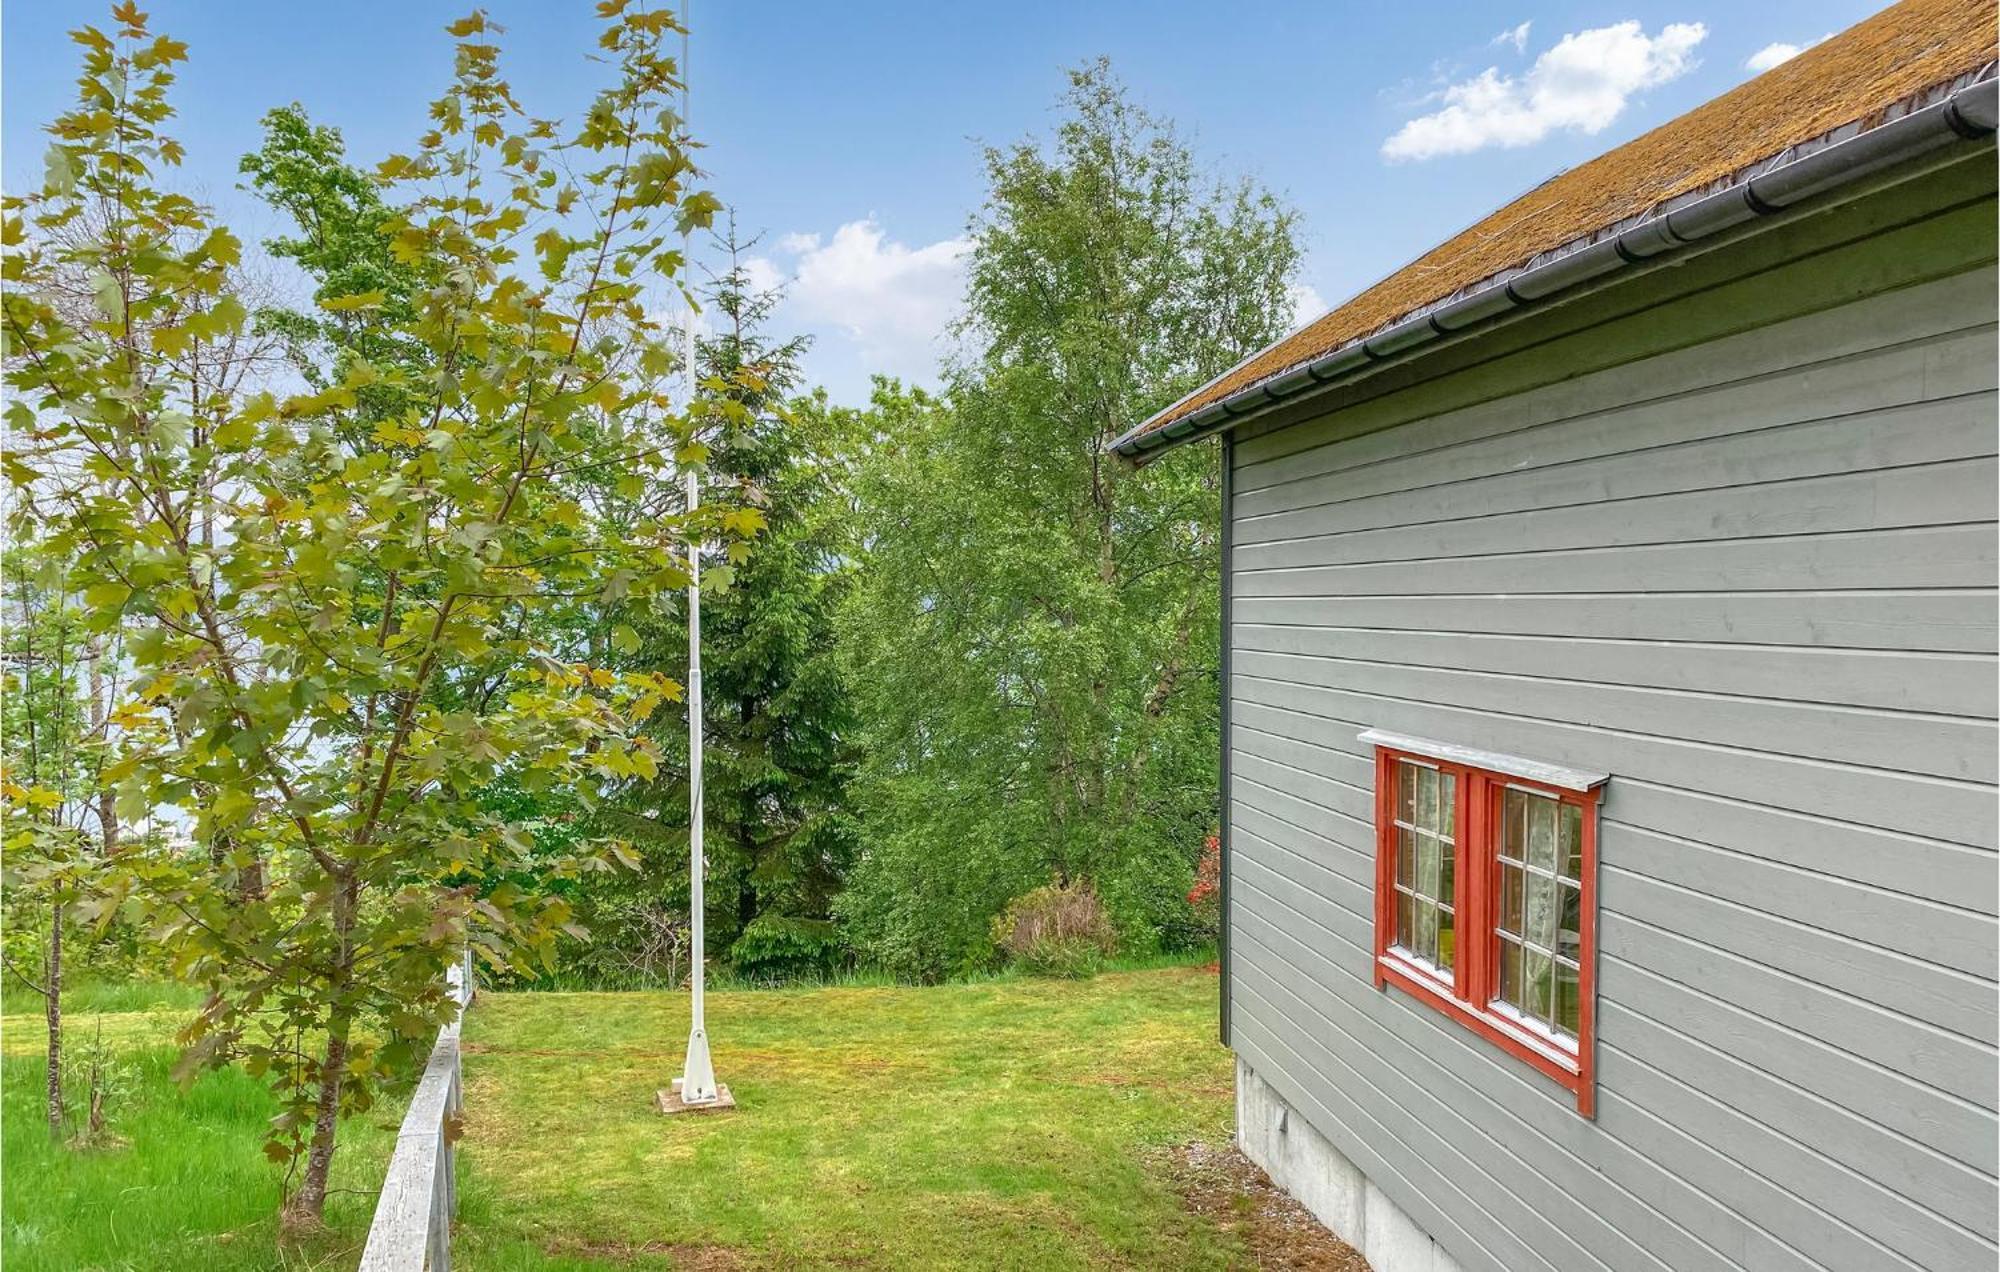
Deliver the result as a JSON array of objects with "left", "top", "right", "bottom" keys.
[{"left": 658, "top": 1078, "right": 737, "bottom": 1114}]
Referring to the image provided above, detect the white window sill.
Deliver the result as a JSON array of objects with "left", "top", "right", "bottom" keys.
[{"left": 1358, "top": 729, "right": 1608, "bottom": 793}]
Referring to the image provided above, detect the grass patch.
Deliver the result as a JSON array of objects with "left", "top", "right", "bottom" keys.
[
  {"left": 2, "top": 1008, "right": 398, "bottom": 1271},
  {"left": 3, "top": 961, "right": 1278, "bottom": 1269},
  {"left": 457, "top": 963, "right": 1248, "bottom": 1269},
  {"left": 1, "top": 976, "right": 207, "bottom": 1017}
]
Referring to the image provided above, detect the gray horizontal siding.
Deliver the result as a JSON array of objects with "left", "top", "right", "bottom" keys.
[
  {"left": 1233, "top": 294, "right": 1995, "bottom": 514},
  {"left": 1226, "top": 151, "right": 1998, "bottom": 1272},
  {"left": 1237, "top": 389, "right": 1995, "bottom": 555},
  {"left": 1231, "top": 524, "right": 1999, "bottom": 598},
  {"left": 1235, "top": 676, "right": 1994, "bottom": 848},
  {"left": 1235, "top": 623, "right": 1997, "bottom": 716},
  {"left": 1236, "top": 452, "right": 1997, "bottom": 573},
  {"left": 1234, "top": 591, "right": 1999, "bottom": 656},
  {"left": 1237, "top": 649, "right": 1995, "bottom": 782}
]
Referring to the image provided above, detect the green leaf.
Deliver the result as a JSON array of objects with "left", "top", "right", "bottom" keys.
[
  {"left": 211, "top": 787, "right": 256, "bottom": 826},
  {"left": 90, "top": 270, "right": 125, "bottom": 322},
  {"left": 83, "top": 581, "right": 129, "bottom": 610},
  {"left": 43, "top": 145, "right": 76, "bottom": 194},
  {"left": 317, "top": 290, "right": 387, "bottom": 312},
  {"left": 186, "top": 295, "right": 247, "bottom": 338},
  {"left": 200, "top": 227, "right": 242, "bottom": 268},
  {"left": 213, "top": 416, "right": 257, "bottom": 451}
]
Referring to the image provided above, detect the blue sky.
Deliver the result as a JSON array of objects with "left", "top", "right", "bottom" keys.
[{"left": 4, "top": 1, "right": 1885, "bottom": 403}]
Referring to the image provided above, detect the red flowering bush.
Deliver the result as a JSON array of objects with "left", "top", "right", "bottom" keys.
[{"left": 1188, "top": 833, "right": 1222, "bottom": 935}]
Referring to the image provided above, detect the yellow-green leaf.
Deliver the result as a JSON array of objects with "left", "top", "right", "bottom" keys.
[
  {"left": 213, "top": 416, "right": 256, "bottom": 451},
  {"left": 318, "top": 290, "right": 387, "bottom": 313}
]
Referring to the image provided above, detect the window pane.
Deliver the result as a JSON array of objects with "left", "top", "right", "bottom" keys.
[
  {"left": 1557, "top": 883, "right": 1581, "bottom": 962},
  {"left": 1439, "top": 838, "right": 1454, "bottom": 906},
  {"left": 1439, "top": 772, "right": 1457, "bottom": 841},
  {"left": 1397, "top": 761, "right": 1418, "bottom": 824},
  {"left": 1501, "top": 791, "right": 1526, "bottom": 863},
  {"left": 1526, "top": 868, "right": 1558, "bottom": 954},
  {"left": 1396, "top": 828, "right": 1415, "bottom": 889},
  {"left": 1415, "top": 896, "right": 1438, "bottom": 963},
  {"left": 1396, "top": 889, "right": 1414, "bottom": 951},
  {"left": 1554, "top": 959, "right": 1580, "bottom": 1039},
  {"left": 1498, "top": 863, "right": 1523, "bottom": 935},
  {"left": 1528, "top": 795, "right": 1557, "bottom": 875},
  {"left": 1498, "top": 936, "right": 1522, "bottom": 1008},
  {"left": 1438, "top": 903, "right": 1455, "bottom": 972},
  {"left": 1524, "top": 946, "right": 1554, "bottom": 1026},
  {"left": 1560, "top": 801, "right": 1583, "bottom": 881},
  {"left": 1417, "top": 766, "right": 1439, "bottom": 834}
]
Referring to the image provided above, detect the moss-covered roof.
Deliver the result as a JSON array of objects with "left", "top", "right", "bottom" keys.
[{"left": 1124, "top": 0, "right": 1997, "bottom": 448}]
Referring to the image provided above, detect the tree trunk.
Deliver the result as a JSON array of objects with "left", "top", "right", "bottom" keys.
[
  {"left": 284, "top": 875, "right": 358, "bottom": 1229},
  {"left": 97, "top": 788, "right": 120, "bottom": 855},
  {"left": 284, "top": 1015, "right": 350, "bottom": 1227},
  {"left": 45, "top": 901, "right": 63, "bottom": 1141}
]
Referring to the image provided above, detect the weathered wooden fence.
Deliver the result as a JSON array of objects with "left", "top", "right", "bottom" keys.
[{"left": 358, "top": 948, "right": 474, "bottom": 1271}]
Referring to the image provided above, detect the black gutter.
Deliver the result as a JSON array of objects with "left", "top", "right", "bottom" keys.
[
  {"left": 1217, "top": 431, "right": 1234, "bottom": 1048},
  {"left": 1113, "top": 69, "right": 1998, "bottom": 462}
]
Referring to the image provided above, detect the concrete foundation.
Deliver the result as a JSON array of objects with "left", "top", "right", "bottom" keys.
[{"left": 1236, "top": 1058, "right": 1465, "bottom": 1272}]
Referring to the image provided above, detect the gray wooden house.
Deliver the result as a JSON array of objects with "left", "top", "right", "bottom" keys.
[{"left": 1111, "top": 4, "right": 1999, "bottom": 1269}]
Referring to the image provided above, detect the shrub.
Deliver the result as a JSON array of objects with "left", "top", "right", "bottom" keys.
[
  {"left": 728, "top": 915, "right": 848, "bottom": 982},
  {"left": 544, "top": 897, "right": 688, "bottom": 991},
  {"left": 991, "top": 882, "right": 1118, "bottom": 979}
]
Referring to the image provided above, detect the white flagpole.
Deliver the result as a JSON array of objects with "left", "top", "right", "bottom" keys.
[{"left": 674, "top": 0, "right": 720, "bottom": 1108}]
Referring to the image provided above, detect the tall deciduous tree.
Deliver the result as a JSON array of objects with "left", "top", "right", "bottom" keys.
[
  {"left": 837, "top": 62, "right": 1300, "bottom": 978},
  {"left": 3, "top": 3, "right": 743, "bottom": 1226}
]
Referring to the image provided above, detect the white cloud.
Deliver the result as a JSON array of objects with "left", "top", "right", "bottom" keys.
[
  {"left": 739, "top": 254, "right": 787, "bottom": 296},
  {"left": 747, "top": 218, "right": 970, "bottom": 391},
  {"left": 1382, "top": 20, "right": 1707, "bottom": 162},
  {"left": 1745, "top": 34, "right": 1830, "bottom": 73},
  {"left": 1286, "top": 282, "right": 1327, "bottom": 328},
  {"left": 1493, "top": 21, "right": 1532, "bottom": 53}
]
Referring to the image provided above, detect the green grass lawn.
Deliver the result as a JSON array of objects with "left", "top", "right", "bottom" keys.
[
  {"left": 5, "top": 964, "right": 1273, "bottom": 1270},
  {"left": 457, "top": 963, "right": 1243, "bottom": 1269},
  {"left": 2, "top": 985, "right": 396, "bottom": 1271}
]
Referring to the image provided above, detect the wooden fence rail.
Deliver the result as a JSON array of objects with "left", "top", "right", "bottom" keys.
[{"left": 358, "top": 948, "right": 474, "bottom": 1271}]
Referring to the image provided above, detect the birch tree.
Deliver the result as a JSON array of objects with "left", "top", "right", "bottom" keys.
[{"left": 836, "top": 63, "right": 1301, "bottom": 976}]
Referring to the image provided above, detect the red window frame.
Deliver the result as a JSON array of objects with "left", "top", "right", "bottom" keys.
[{"left": 1370, "top": 743, "right": 1601, "bottom": 1116}]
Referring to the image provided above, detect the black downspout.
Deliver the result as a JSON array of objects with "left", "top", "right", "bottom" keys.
[{"left": 1218, "top": 432, "right": 1234, "bottom": 1048}]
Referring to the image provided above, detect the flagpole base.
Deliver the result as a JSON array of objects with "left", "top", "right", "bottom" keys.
[
  {"left": 662, "top": 1026, "right": 729, "bottom": 1112},
  {"left": 681, "top": 1025, "right": 717, "bottom": 1094}
]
